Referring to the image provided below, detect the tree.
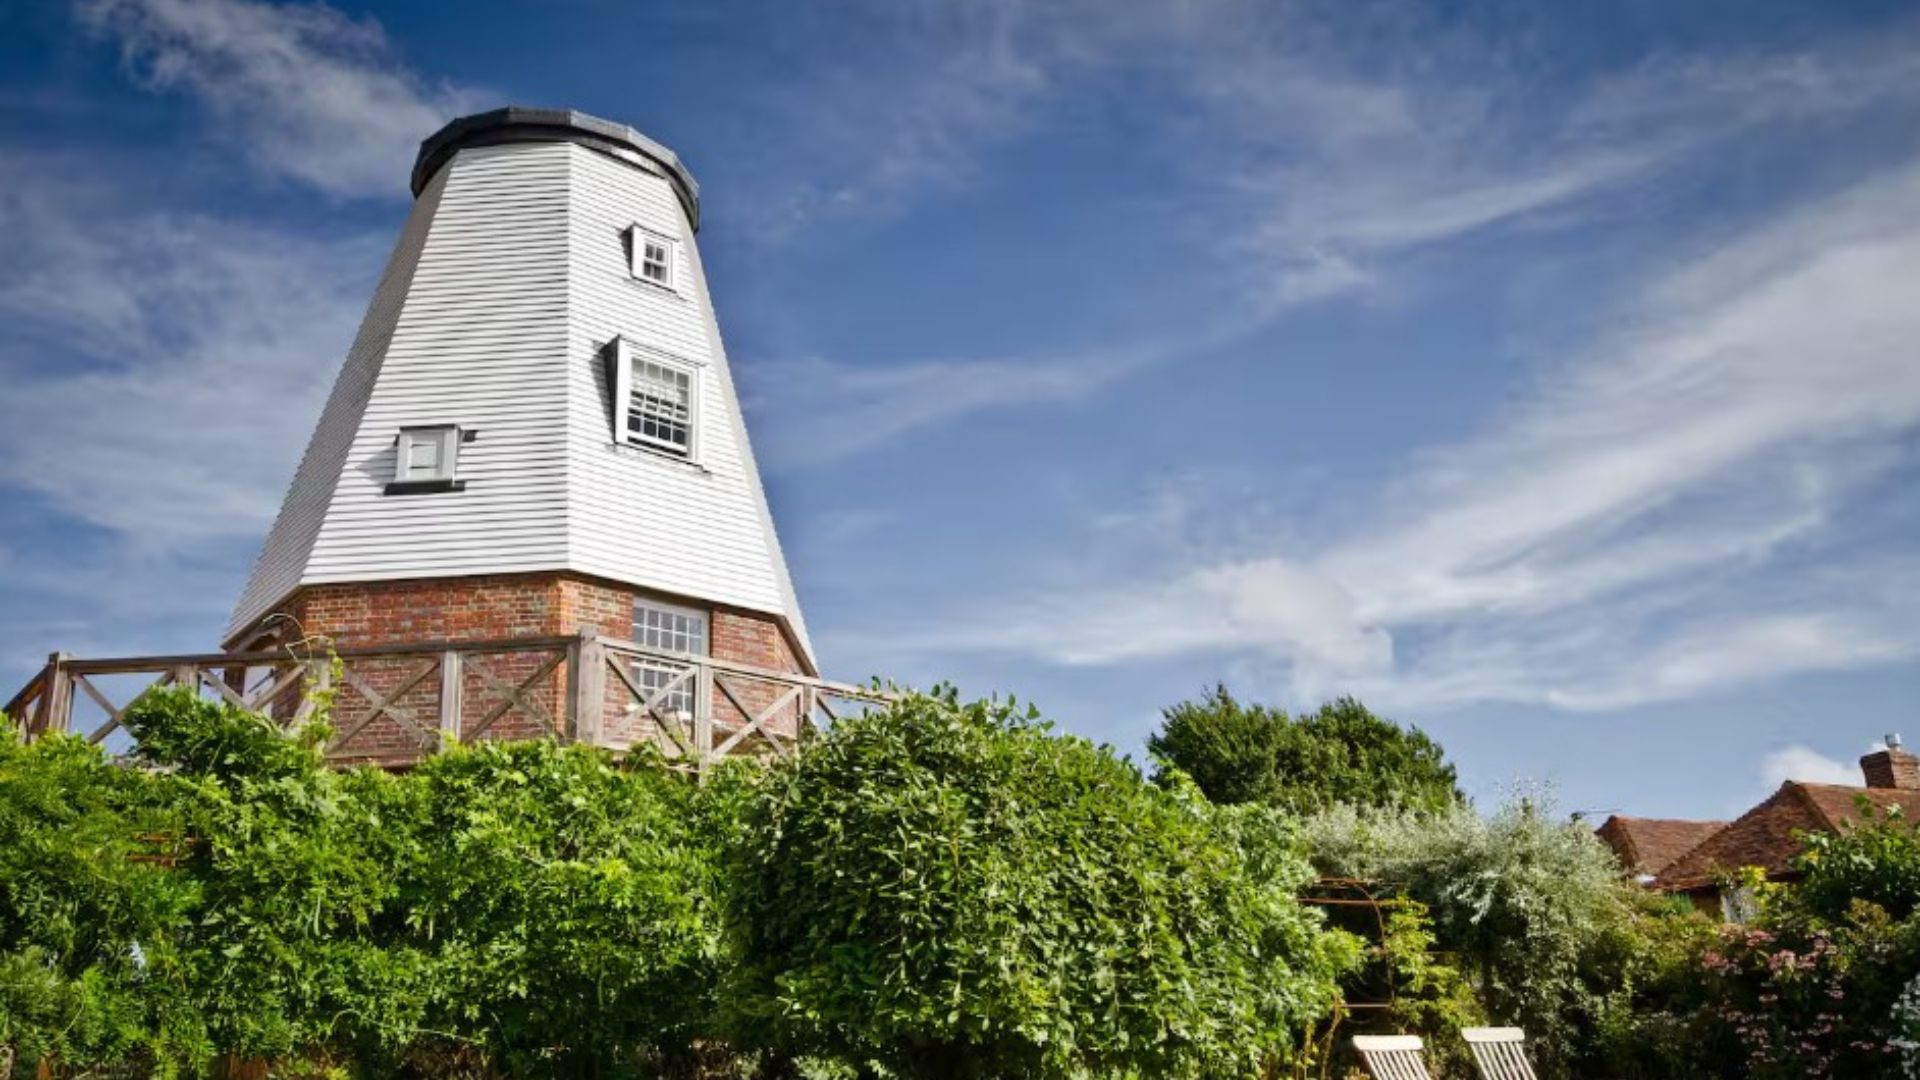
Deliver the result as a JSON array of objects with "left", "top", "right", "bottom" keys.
[
  {"left": 1149, "top": 687, "right": 1460, "bottom": 812},
  {"left": 726, "top": 687, "right": 1354, "bottom": 1079}
]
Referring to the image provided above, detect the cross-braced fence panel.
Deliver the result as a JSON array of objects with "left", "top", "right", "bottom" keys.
[
  {"left": 6, "top": 634, "right": 891, "bottom": 772},
  {"left": 9, "top": 655, "right": 325, "bottom": 759}
]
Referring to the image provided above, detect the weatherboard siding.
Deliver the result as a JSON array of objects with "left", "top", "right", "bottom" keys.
[
  {"left": 300, "top": 142, "right": 575, "bottom": 589},
  {"left": 226, "top": 168, "right": 452, "bottom": 641},
  {"left": 561, "top": 145, "right": 811, "bottom": 656},
  {"left": 228, "top": 137, "right": 813, "bottom": 667}
]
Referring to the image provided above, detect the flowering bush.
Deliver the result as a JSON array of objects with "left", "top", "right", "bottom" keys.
[
  {"left": 1692, "top": 924, "right": 1871, "bottom": 1079},
  {"left": 1590, "top": 813, "right": 1920, "bottom": 1079},
  {"left": 1893, "top": 971, "right": 1920, "bottom": 1079}
]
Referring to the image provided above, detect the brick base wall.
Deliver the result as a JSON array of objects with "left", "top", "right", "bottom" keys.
[
  {"left": 280, "top": 575, "right": 563, "bottom": 647},
  {"left": 232, "top": 572, "right": 809, "bottom": 763}
]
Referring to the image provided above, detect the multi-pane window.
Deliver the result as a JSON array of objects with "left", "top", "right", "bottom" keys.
[
  {"left": 628, "top": 358, "right": 693, "bottom": 455},
  {"left": 639, "top": 237, "right": 672, "bottom": 285},
  {"left": 607, "top": 337, "right": 700, "bottom": 461},
  {"left": 628, "top": 226, "right": 675, "bottom": 290},
  {"left": 632, "top": 600, "right": 707, "bottom": 719}
]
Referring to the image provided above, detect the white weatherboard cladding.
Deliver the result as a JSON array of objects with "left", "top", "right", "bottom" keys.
[
  {"left": 228, "top": 140, "right": 814, "bottom": 667},
  {"left": 227, "top": 167, "right": 451, "bottom": 639},
  {"left": 563, "top": 147, "right": 813, "bottom": 661}
]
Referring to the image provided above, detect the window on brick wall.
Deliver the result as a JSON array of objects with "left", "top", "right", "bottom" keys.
[
  {"left": 632, "top": 599, "right": 707, "bottom": 719},
  {"left": 606, "top": 337, "right": 699, "bottom": 460}
]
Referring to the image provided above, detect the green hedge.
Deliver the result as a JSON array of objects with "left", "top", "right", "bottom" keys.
[{"left": 0, "top": 688, "right": 1351, "bottom": 1078}]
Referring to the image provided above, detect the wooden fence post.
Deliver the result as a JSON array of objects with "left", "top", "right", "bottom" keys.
[
  {"left": 693, "top": 660, "right": 715, "bottom": 774},
  {"left": 567, "top": 632, "right": 605, "bottom": 746},
  {"left": 438, "top": 649, "right": 463, "bottom": 749},
  {"left": 40, "top": 652, "right": 73, "bottom": 737}
]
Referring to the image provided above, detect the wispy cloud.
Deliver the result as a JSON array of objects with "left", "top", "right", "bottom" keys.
[
  {"left": 75, "top": 0, "right": 485, "bottom": 197},
  {"left": 748, "top": 311, "right": 1263, "bottom": 468},
  {"left": 0, "top": 162, "right": 378, "bottom": 543},
  {"left": 746, "top": 0, "right": 1062, "bottom": 235},
  {"left": 748, "top": 9, "right": 1920, "bottom": 465},
  {"left": 902, "top": 154, "right": 1920, "bottom": 711},
  {"left": 0, "top": 0, "right": 475, "bottom": 549}
]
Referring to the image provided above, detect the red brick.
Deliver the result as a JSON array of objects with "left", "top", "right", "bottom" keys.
[{"left": 230, "top": 572, "right": 809, "bottom": 762}]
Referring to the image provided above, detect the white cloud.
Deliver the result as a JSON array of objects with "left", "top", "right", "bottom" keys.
[
  {"left": 1761, "top": 744, "right": 1864, "bottom": 788},
  {"left": 0, "top": 163, "right": 377, "bottom": 544},
  {"left": 931, "top": 556, "right": 1393, "bottom": 675},
  {"left": 75, "top": 0, "right": 486, "bottom": 197},
  {"left": 908, "top": 154, "right": 1920, "bottom": 711}
]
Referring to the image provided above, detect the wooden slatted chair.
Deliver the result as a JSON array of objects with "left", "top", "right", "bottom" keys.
[
  {"left": 1353, "top": 1034, "right": 1436, "bottom": 1080},
  {"left": 1462, "top": 1026, "right": 1540, "bottom": 1080}
]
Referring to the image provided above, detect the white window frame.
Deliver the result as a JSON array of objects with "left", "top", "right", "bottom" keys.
[
  {"left": 631, "top": 598, "right": 708, "bottom": 721},
  {"left": 626, "top": 225, "right": 678, "bottom": 291},
  {"left": 607, "top": 337, "right": 700, "bottom": 461},
  {"left": 392, "top": 425, "right": 462, "bottom": 487}
]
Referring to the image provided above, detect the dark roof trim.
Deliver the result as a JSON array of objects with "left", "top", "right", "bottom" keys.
[{"left": 413, "top": 107, "right": 701, "bottom": 230}]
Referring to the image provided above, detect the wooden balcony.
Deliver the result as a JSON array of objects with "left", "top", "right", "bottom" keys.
[{"left": 2, "top": 632, "right": 885, "bottom": 770}]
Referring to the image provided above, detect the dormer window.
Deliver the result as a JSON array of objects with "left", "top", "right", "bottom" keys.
[
  {"left": 627, "top": 225, "right": 676, "bottom": 291},
  {"left": 386, "top": 425, "right": 466, "bottom": 494},
  {"left": 607, "top": 337, "right": 699, "bottom": 460}
]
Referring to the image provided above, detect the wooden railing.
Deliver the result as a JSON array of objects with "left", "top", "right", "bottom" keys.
[{"left": 2, "top": 632, "right": 886, "bottom": 770}]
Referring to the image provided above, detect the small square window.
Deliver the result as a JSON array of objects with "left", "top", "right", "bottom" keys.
[
  {"left": 606, "top": 338, "right": 699, "bottom": 460},
  {"left": 627, "top": 225, "right": 676, "bottom": 290},
  {"left": 387, "top": 425, "right": 464, "bottom": 493}
]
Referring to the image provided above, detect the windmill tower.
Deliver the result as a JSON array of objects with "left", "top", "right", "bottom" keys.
[{"left": 227, "top": 108, "right": 815, "bottom": 761}]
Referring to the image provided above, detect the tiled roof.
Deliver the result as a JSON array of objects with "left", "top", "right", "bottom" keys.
[
  {"left": 1654, "top": 783, "right": 1920, "bottom": 891},
  {"left": 1796, "top": 783, "right": 1920, "bottom": 831},
  {"left": 1594, "top": 816, "right": 1728, "bottom": 878}
]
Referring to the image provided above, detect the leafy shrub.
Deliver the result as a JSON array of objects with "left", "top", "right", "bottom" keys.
[
  {"left": 1314, "top": 895, "right": 1482, "bottom": 1079},
  {"left": 0, "top": 723, "right": 204, "bottom": 1072},
  {"left": 728, "top": 687, "right": 1355, "bottom": 1079},
  {"left": 398, "top": 739, "right": 731, "bottom": 1074},
  {"left": 1303, "top": 794, "right": 1628, "bottom": 1077},
  {"left": 1583, "top": 808, "right": 1920, "bottom": 1079},
  {"left": 1793, "top": 801, "right": 1920, "bottom": 921},
  {"left": 1572, "top": 894, "right": 1720, "bottom": 1080},
  {"left": 1695, "top": 922, "right": 1879, "bottom": 1078},
  {"left": 123, "top": 688, "right": 419, "bottom": 1064},
  {"left": 3, "top": 689, "right": 735, "bottom": 1077}
]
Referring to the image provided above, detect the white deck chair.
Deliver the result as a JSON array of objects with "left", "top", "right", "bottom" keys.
[
  {"left": 1353, "top": 1034, "right": 1435, "bottom": 1080},
  {"left": 1462, "top": 1027, "right": 1539, "bottom": 1080}
]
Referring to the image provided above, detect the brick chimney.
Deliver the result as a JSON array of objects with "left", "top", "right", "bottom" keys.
[{"left": 1860, "top": 734, "right": 1920, "bottom": 790}]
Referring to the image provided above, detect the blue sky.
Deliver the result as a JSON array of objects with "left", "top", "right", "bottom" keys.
[{"left": 2, "top": 0, "right": 1919, "bottom": 819}]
